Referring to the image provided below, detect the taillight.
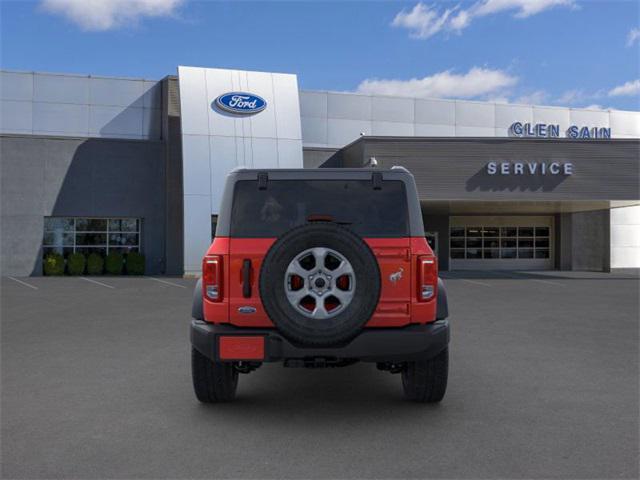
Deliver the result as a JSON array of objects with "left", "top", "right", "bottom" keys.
[
  {"left": 202, "top": 255, "right": 222, "bottom": 302},
  {"left": 418, "top": 255, "right": 437, "bottom": 301}
]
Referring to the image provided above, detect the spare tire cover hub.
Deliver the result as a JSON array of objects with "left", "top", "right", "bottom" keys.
[{"left": 284, "top": 247, "right": 356, "bottom": 319}]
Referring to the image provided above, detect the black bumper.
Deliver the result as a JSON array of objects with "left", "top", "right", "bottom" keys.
[{"left": 190, "top": 320, "right": 450, "bottom": 363}]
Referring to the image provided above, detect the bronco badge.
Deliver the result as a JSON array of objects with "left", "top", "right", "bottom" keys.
[{"left": 389, "top": 267, "right": 404, "bottom": 285}]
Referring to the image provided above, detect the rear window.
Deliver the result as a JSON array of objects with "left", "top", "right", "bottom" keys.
[{"left": 230, "top": 180, "right": 409, "bottom": 237}]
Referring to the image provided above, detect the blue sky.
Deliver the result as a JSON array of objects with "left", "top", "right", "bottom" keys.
[{"left": 1, "top": 0, "right": 639, "bottom": 110}]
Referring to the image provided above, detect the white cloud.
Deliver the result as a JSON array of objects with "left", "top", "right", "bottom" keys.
[
  {"left": 608, "top": 79, "right": 640, "bottom": 97},
  {"left": 391, "top": 3, "right": 457, "bottom": 39},
  {"left": 515, "top": 90, "right": 548, "bottom": 105},
  {"left": 556, "top": 89, "right": 587, "bottom": 105},
  {"left": 627, "top": 28, "right": 640, "bottom": 47},
  {"left": 356, "top": 67, "right": 518, "bottom": 99},
  {"left": 392, "top": 0, "right": 576, "bottom": 39},
  {"left": 583, "top": 104, "right": 605, "bottom": 110},
  {"left": 40, "top": 0, "right": 184, "bottom": 31},
  {"left": 470, "top": 0, "right": 577, "bottom": 19}
]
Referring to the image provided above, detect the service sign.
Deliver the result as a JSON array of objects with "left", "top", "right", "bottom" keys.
[
  {"left": 487, "top": 161, "right": 574, "bottom": 176},
  {"left": 214, "top": 92, "right": 267, "bottom": 115}
]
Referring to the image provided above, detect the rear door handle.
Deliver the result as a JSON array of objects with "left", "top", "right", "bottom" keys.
[{"left": 242, "top": 259, "right": 252, "bottom": 298}]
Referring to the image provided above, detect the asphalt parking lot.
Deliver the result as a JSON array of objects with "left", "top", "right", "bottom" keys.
[{"left": 2, "top": 271, "right": 638, "bottom": 479}]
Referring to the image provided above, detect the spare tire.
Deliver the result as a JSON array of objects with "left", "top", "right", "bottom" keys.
[{"left": 259, "top": 222, "right": 381, "bottom": 347}]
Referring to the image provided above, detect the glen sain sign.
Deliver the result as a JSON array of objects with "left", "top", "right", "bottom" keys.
[
  {"left": 510, "top": 122, "right": 611, "bottom": 139},
  {"left": 214, "top": 92, "right": 267, "bottom": 115}
]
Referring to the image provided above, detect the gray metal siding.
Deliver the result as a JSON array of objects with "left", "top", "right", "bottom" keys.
[
  {"left": 571, "top": 210, "right": 611, "bottom": 271},
  {"left": 302, "top": 147, "right": 340, "bottom": 168},
  {"left": 341, "top": 138, "right": 640, "bottom": 201},
  {"left": 1, "top": 71, "right": 162, "bottom": 141},
  {"left": 0, "top": 135, "right": 166, "bottom": 275},
  {"left": 162, "top": 77, "right": 184, "bottom": 275},
  {"left": 299, "top": 90, "right": 640, "bottom": 148}
]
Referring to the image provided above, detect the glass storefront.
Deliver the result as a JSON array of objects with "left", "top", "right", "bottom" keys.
[
  {"left": 43, "top": 217, "right": 141, "bottom": 258},
  {"left": 447, "top": 216, "right": 554, "bottom": 270},
  {"left": 450, "top": 225, "right": 550, "bottom": 260}
]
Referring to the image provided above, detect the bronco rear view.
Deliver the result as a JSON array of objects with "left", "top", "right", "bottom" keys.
[{"left": 190, "top": 167, "right": 450, "bottom": 403}]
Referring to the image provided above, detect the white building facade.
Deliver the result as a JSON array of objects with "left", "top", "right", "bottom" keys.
[{"left": 1, "top": 66, "right": 638, "bottom": 276}]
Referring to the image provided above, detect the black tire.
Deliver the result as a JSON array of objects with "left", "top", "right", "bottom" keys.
[
  {"left": 259, "top": 222, "right": 381, "bottom": 347},
  {"left": 401, "top": 348, "right": 449, "bottom": 403},
  {"left": 191, "top": 347, "right": 238, "bottom": 403}
]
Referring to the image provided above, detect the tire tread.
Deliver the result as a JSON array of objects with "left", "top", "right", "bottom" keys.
[
  {"left": 191, "top": 348, "right": 238, "bottom": 403},
  {"left": 402, "top": 347, "right": 448, "bottom": 403}
]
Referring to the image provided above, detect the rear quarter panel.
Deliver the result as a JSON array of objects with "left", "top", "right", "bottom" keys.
[
  {"left": 203, "top": 237, "right": 230, "bottom": 324},
  {"left": 409, "top": 236, "right": 438, "bottom": 324},
  {"left": 227, "top": 238, "right": 276, "bottom": 327},
  {"left": 365, "top": 238, "right": 412, "bottom": 327}
]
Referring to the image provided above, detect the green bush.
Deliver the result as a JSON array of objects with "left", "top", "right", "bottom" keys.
[
  {"left": 67, "top": 252, "right": 86, "bottom": 275},
  {"left": 86, "top": 253, "right": 104, "bottom": 275},
  {"left": 125, "top": 252, "right": 145, "bottom": 275},
  {"left": 105, "top": 252, "right": 124, "bottom": 275},
  {"left": 43, "top": 253, "right": 65, "bottom": 276}
]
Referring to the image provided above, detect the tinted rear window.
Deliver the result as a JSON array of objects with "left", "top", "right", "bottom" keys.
[{"left": 230, "top": 180, "right": 409, "bottom": 237}]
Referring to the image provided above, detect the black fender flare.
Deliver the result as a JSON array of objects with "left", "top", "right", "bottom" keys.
[
  {"left": 192, "top": 278, "right": 204, "bottom": 320},
  {"left": 436, "top": 277, "right": 448, "bottom": 320}
]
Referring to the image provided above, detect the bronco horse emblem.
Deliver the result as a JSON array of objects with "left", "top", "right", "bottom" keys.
[{"left": 389, "top": 267, "right": 404, "bottom": 285}]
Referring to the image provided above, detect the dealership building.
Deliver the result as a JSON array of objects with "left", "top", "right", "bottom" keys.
[{"left": 1, "top": 66, "right": 639, "bottom": 276}]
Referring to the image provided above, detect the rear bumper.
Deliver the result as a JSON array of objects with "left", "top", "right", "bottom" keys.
[{"left": 190, "top": 320, "right": 450, "bottom": 363}]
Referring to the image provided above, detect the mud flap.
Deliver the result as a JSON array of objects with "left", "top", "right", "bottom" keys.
[
  {"left": 192, "top": 278, "right": 203, "bottom": 320},
  {"left": 436, "top": 277, "right": 448, "bottom": 320}
]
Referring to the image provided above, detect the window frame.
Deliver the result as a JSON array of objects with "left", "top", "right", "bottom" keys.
[
  {"left": 43, "top": 217, "right": 142, "bottom": 257},
  {"left": 449, "top": 224, "right": 550, "bottom": 260}
]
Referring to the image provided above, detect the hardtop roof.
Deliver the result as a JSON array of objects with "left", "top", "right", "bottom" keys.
[{"left": 216, "top": 166, "right": 425, "bottom": 237}]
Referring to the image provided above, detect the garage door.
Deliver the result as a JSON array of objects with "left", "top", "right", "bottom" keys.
[{"left": 449, "top": 216, "right": 554, "bottom": 270}]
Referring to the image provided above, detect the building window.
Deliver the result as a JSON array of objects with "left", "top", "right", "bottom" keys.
[
  {"left": 43, "top": 217, "right": 141, "bottom": 258},
  {"left": 450, "top": 226, "right": 549, "bottom": 260}
]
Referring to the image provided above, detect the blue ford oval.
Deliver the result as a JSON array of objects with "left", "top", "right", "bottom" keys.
[{"left": 214, "top": 92, "right": 267, "bottom": 115}]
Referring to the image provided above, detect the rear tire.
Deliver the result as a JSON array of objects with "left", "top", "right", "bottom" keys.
[
  {"left": 191, "top": 348, "right": 238, "bottom": 403},
  {"left": 401, "top": 348, "right": 448, "bottom": 403},
  {"left": 259, "top": 222, "right": 381, "bottom": 347}
]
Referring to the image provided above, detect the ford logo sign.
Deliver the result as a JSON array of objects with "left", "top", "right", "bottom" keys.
[{"left": 214, "top": 92, "right": 266, "bottom": 115}]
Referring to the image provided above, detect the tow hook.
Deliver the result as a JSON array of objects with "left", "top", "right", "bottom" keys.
[{"left": 376, "top": 362, "right": 406, "bottom": 374}]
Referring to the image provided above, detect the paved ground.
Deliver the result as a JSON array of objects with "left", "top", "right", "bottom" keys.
[{"left": 1, "top": 271, "right": 638, "bottom": 479}]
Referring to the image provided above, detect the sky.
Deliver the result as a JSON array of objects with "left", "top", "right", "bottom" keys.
[{"left": 1, "top": 0, "right": 639, "bottom": 111}]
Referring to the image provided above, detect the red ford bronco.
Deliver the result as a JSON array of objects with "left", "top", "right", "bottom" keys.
[{"left": 190, "top": 167, "right": 450, "bottom": 403}]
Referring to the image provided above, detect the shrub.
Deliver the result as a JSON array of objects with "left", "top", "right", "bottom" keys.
[
  {"left": 67, "top": 252, "right": 86, "bottom": 275},
  {"left": 43, "top": 253, "right": 65, "bottom": 276},
  {"left": 125, "top": 252, "right": 145, "bottom": 275},
  {"left": 86, "top": 253, "right": 104, "bottom": 275},
  {"left": 105, "top": 252, "right": 124, "bottom": 275}
]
